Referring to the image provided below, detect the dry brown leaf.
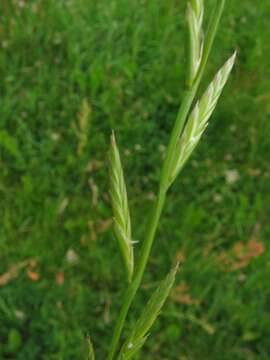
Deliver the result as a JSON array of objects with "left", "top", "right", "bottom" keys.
[
  {"left": 29, "top": 258, "right": 38, "bottom": 268},
  {"left": 248, "top": 239, "right": 265, "bottom": 258},
  {"left": 145, "top": 192, "right": 156, "bottom": 201},
  {"left": 27, "top": 270, "right": 40, "bottom": 282},
  {"left": 103, "top": 298, "right": 111, "bottom": 324},
  {"left": 217, "top": 234, "right": 265, "bottom": 272},
  {"left": 175, "top": 250, "right": 186, "bottom": 263},
  {"left": 200, "top": 320, "right": 215, "bottom": 335},
  {"left": 76, "top": 99, "right": 92, "bottom": 155},
  {"left": 57, "top": 198, "right": 69, "bottom": 215},
  {"left": 233, "top": 242, "right": 245, "bottom": 259},
  {"left": 97, "top": 219, "right": 112, "bottom": 234},
  {"left": 187, "top": 314, "right": 216, "bottom": 335},
  {"left": 85, "top": 159, "right": 103, "bottom": 173},
  {"left": 174, "top": 281, "right": 189, "bottom": 294},
  {"left": 171, "top": 281, "right": 199, "bottom": 305},
  {"left": 247, "top": 168, "right": 261, "bottom": 177},
  {"left": 172, "top": 293, "right": 200, "bottom": 305},
  {"left": 217, "top": 251, "right": 231, "bottom": 267},
  {"left": 56, "top": 272, "right": 65, "bottom": 285},
  {"left": 0, "top": 259, "right": 34, "bottom": 286},
  {"left": 230, "top": 258, "right": 250, "bottom": 271},
  {"left": 89, "top": 177, "right": 99, "bottom": 206}
]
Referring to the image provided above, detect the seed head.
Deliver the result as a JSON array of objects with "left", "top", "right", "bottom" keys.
[
  {"left": 109, "top": 132, "right": 134, "bottom": 282},
  {"left": 169, "top": 52, "right": 237, "bottom": 185}
]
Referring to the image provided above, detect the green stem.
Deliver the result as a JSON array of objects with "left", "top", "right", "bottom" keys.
[
  {"left": 107, "top": 91, "right": 194, "bottom": 360},
  {"left": 107, "top": 189, "right": 166, "bottom": 360},
  {"left": 107, "top": 1, "right": 226, "bottom": 359}
]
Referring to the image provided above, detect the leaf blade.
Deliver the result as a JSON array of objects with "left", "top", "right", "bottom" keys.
[{"left": 117, "top": 264, "right": 179, "bottom": 359}]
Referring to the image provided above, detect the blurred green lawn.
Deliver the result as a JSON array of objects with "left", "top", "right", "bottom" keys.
[{"left": 1, "top": 0, "right": 270, "bottom": 359}]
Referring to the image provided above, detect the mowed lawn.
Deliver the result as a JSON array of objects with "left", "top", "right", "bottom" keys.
[{"left": 0, "top": 0, "right": 270, "bottom": 359}]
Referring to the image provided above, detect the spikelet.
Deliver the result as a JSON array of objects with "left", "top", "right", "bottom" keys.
[
  {"left": 187, "top": 0, "right": 204, "bottom": 86},
  {"left": 169, "top": 52, "right": 236, "bottom": 186},
  {"left": 109, "top": 132, "right": 134, "bottom": 282},
  {"left": 117, "top": 264, "right": 179, "bottom": 359}
]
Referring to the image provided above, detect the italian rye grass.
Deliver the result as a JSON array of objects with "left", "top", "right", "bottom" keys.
[{"left": 92, "top": 0, "right": 236, "bottom": 359}]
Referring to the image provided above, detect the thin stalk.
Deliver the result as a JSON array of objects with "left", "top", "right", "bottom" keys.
[
  {"left": 107, "top": 189, "right": 166, "bottom": 360},
  {"left": 107, "top": 1, "right": 226, "bottom": 359}
]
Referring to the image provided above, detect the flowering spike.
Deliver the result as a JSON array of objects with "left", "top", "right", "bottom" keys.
[
  {"left": 169, "top": 52, "right": 236, "bottom": 185},
  {"left": 187, "top": 0, "right": 204, "bottom": 86}
]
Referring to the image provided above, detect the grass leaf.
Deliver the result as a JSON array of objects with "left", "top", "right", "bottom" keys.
[{"left": 117, "top": 264, "right": 179, "bottom": 359}]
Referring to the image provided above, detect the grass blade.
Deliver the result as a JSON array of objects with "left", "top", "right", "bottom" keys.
[
  {"left": 117, "top": 264, "right": 179, "bottom": 359},
  {"left": 109, "top": 132, "right": 134, "bottom": 282}
]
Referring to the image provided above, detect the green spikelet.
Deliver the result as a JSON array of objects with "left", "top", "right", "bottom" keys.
[
  {"left": 109, "top": 132, "right": 134, "bottom": 282},
  {"left": 187, "top": 0, "right": 204, "bottom": 86},
  {"left": 169, "top": 52, "right": 236, "bottom": 186}
]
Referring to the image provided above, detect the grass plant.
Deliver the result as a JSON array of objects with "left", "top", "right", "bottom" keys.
[
  {"left": 106, "top": 1, "right": 236, "bottom": 358},
  {"left": 1, "top": 0, "right": 269, "bottom": 359}
]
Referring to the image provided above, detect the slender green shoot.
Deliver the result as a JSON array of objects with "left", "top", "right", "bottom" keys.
[{"left": 107, "top": 1, "right": 234, "bottom": 358}]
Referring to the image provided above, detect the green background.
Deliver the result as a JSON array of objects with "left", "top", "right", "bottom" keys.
[{"left": 0, "top": 0, "right": 270, "bottom": 359}]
